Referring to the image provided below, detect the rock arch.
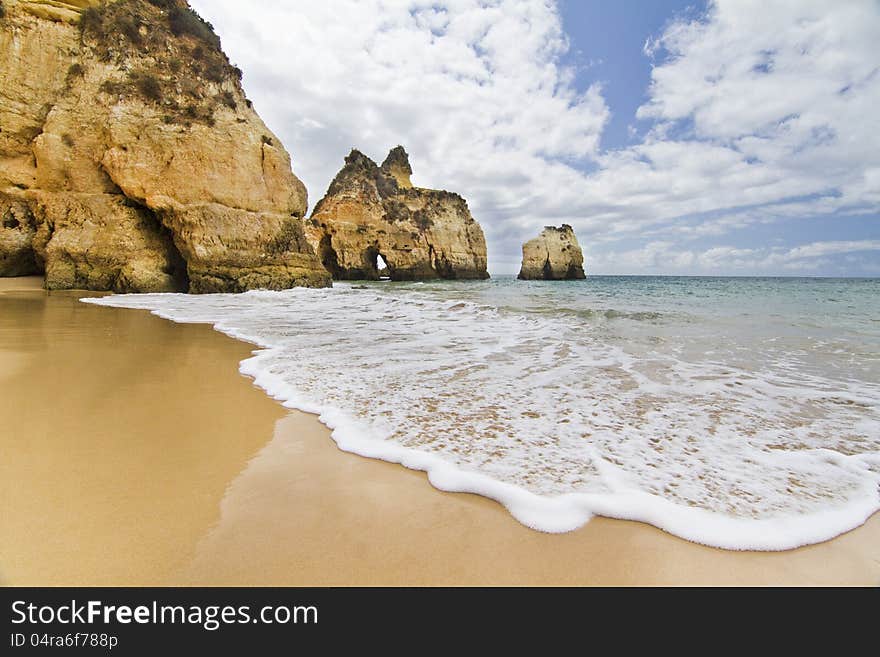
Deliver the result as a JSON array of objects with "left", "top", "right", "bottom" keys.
[{"left": 305, "top": 147, "right": 489, "bottom": 281}]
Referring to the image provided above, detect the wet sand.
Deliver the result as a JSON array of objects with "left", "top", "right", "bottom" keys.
[{"left": 2, "top": 276, "right": 878, "bottom": 586}]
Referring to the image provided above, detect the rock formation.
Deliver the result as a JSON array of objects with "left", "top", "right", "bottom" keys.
[
  {"left": 0, "top": 0, "right": 330, "bottom": 292},
  {"left": 517, "top": 225, "right": 586, "bottom": 280},
  {"left": 305, "top": 147, "right": 489, "bottom": 281}
]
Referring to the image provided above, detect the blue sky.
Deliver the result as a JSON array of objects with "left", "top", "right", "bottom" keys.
[
  {"left": 555, "top": 0, "right": 880, "bottom": 276},
  {"left": 559, "top": 0, "right": 706, "bottom": 151},
  {"left": 192, "top": 0, "right": 880, "bottom": 276}
]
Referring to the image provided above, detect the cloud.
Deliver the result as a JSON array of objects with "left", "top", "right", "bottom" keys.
[
  {"left": 190, "top": 0, "right": 609, "bottom": 239},
  {"left": 785, "top": 240, "right": 880, "bottom": 260},
  {"left": 190, "top": 0, "right": 880, "bottom": 275},
  {"left": 587, "top": 239, "right": 880, "bottom": 275},
  {"left": 630, "top": 0, "right": 880, "bottom": 217}
]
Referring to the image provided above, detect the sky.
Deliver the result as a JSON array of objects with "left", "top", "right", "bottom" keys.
[{"left": 190, "top": 0, "right": 880, "bottom": 276}]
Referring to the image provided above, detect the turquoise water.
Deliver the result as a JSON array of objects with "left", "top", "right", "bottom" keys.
[
  {"left": 86, "top": 276, "right": 880, "bottom": 549},
  {"left": 374, "top": 275, "right": 880, "bottom": 386}
]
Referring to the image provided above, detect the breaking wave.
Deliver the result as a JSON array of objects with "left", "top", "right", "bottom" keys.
[{"left": 83, "top": 278, "right": 880, "bottom": 550}]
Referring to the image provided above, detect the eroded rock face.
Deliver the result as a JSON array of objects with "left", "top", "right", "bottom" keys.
[
  {"left": 517, "top": 225, "right": 586, "bottom": 280},
  {"left": 0, "top": 0, "right": 330, "bottom": 291},
  {"left": 305, "top": 147, "right": 489, "bottom": 281},
  {"left": 0, "top": 194, "right": 40, "bottom": 276}
]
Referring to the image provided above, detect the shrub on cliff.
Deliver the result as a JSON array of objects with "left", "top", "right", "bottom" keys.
[
  {"left": 131, "top": 70, "right": 162, "bottom": 103},
  {"left": 413, "top": 210, "right": 434, "bottom": 230},
  {"left": 79, "top": 6, "right": 102, "bottom": 35},
  {"left": 119, "top": 14, "right": 144, "bottom": 46},
  {"left": 78, "top": 1, "right": 240, "bottom": 128},
  {"left": 219, "top": 91, "right": 236, "bottom": 110},
  {"left": 168, "top": 5, "right": 220, "bottom": 48},
  {"left": 80, "top": 4, "right": 144, "bottom": 51},
  {"left": 202, "top": 58, "right": 225, "bottom": 82}
]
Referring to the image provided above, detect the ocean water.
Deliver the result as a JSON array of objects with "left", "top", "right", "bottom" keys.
[{"left": 83, "top": 276, "right": 880, "bottom": 550}]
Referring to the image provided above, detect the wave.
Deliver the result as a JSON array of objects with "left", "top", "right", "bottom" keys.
[{"left": 82, "top": 286, "right": 880, "bottom": 550}]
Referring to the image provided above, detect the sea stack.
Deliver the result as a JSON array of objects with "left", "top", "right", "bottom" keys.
[
  {"left": 305, "top": 147, "right": 489, "bottom": 281},
  {"left": 0, "top": 0, "right": 330, "bottom": 292},
  {"left": 517, "top": 225, "right": 586, "bottom": 280}
]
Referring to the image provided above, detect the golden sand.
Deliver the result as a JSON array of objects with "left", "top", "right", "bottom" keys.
[{"left": 1, "top": 276, "right": 878, "bottom": 585}]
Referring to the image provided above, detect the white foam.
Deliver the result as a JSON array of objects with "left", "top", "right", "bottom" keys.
[{"left": 82, "top": 285, "right": 880, "bottom": 550}]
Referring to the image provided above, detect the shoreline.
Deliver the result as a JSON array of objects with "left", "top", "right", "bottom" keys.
[{"left": 2, "top": 276, "right": 879, "bottom": 585}]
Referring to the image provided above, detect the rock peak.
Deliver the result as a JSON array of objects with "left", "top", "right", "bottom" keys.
[
  {"left": 381, "top": 145, "right": 412, "bottom": 188},
  {"left": 345, "top": 148, "right": 376, "bottom": 166},
  {"left": 382, "top": 145, "right": 410, "bottom": 168}
]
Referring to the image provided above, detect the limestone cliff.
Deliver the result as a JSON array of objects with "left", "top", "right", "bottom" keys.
[
  {"left": 517, "top": 225, "right": 586, "bottom": 280},
  {"left": 305, "top": 147, "right": 488, "bottom": 281},
  {"left": 0, "top": 0, "right": 330, "bottom": 292}
]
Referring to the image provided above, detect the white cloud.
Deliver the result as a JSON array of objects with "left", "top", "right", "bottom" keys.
[
  {"left": 190, "top": 0, "right": 608, "bottom": 228},
  {"left": 588, "top": 239, "right": 880, "bottom": 275},
  {"left": 785, "top": 240, "right": 880, "bottom": 260},
  {"left": 190, "top": 0, "right": 880, "bottom": 275},
  {"left": 631, "top": 0, "right": 880, "bottom": 215}
]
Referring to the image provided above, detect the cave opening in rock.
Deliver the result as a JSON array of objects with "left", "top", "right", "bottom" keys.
[
  {"left": 375, "top": 253, "right": 390, "bottom": 280},
  {"left": 155, "top": 218, "right": 190, "bottom": 293},
  {"left": 317, "top": 233, "right": 342, "bottom": 278},
  {"left": 133, "top": 204, "right": 188, "bottom": 292},
  {"left": 364, "top": 244, "right": 391, "bottom": 280},
  {"left": 0, "top": 201, "right": 41, "bottom": 277}
]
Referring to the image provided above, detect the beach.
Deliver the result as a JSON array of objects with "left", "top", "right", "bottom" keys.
[{"left": 1, "top": 276, "right": 878, "bottom": 586}]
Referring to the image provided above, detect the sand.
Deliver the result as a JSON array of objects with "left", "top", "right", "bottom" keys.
[{"left": 1, "top": 276, "right": 878, "bottom": 586}]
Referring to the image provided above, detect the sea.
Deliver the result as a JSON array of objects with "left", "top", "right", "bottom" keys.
[{"left": 84, "top": 275, "right": 880, "bottom": 550}]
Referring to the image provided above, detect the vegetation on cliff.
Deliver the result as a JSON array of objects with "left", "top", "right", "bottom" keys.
[
  {"left": 0, "top": 0, "right": 329, "bottom": 292},
  {"left": 80, "top": 0, "right": 245, "bottom": 127}
]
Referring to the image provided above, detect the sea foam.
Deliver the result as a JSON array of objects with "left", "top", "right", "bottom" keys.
[{"left": 82, "top": 282, "right": 880, "bottom": 550}]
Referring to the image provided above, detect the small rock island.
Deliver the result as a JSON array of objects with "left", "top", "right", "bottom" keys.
[
  {"left": 517, "top": 225, "right": 586, "bottom": 280},
  {"left": 305, "top": 147, "right": 489, "bottom": 281}
]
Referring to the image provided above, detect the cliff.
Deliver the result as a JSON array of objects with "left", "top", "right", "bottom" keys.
[
  {"left": 305, "top": 147, "right": 489, "bottom": 281},
  {"left": 517, "top": 225, "right": 586, "bottom": 280},
  {"left": 0, "top": 0, "right": 330, "bottom": 292}
]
